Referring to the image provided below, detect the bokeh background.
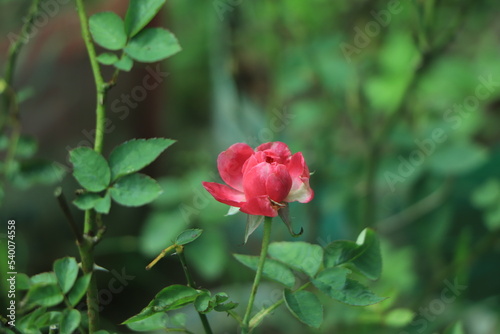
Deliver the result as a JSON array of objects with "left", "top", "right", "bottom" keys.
[{"left": 1, "top": 0, "right": 500, "bottom": 333}]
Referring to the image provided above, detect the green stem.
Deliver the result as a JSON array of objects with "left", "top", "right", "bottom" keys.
[
  {"left": 241, "top": 216, "right": 273, "bottom": 334},
  {"left": 248, "top": 282, "right": 310, "bottom": 330},
  {"left": 74, "top": 0, "right": 106, "bottom": 153},
  {"left": 1, "top": 0, "right": 40, "bottom": 181},
  {"left": 54, "top": 188, "right": 93, "bottom": 334},
  {"left": 176, "top": 246, "right": 213, "bottom": 334},
  {"left": 2, "top": 0, "right": 41, "bottom": 126},
  {"left": 227, "top": 309, "right": 243, "bottom": 326},
  {"left": 2, "top": 116, "right": 20, "bottom": 179},
  {"left": 73, "top": 0, "right": 108, "bottom": 332},
  {"left": 78, "top": 237, "right": 99, "bottom": 332}
]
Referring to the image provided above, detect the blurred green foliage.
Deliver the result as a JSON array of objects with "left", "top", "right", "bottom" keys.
[{"left": 1, "top": 0, "right": 500, "bottom": 333}]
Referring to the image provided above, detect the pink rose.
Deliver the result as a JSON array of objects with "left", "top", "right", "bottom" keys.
[{"left": 203, "top": 142, "right": 313, "bottom": 217}]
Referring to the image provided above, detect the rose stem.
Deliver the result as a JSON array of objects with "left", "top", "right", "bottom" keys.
[
  {"left": 74, "top": 0, "right": 109, "bottom": 331},
  {"left": 241, "top": 216, "right": 272, "bottom": 334}
]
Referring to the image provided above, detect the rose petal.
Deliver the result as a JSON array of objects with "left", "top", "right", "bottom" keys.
[
  {"left": 288, "top": 152, "right": 308, "bottom": 179},
  {"left": 202, "top": 182, "right": 246, "bottom": 207},
  {"left": 285, "top": 179, "right": 314, "bottom": 203},
  {"left": 285, "top": 152, "right": 314, "bottom": 203},
  {"left": 256, "top": 141, "right": 292, "bottom": 164},
  {"left": 265, "top": 164, "right": 292, "bottom": 203},
  {"left": 242, "top": 162, "right": 271, "bottom": 199},
  {"left": 240, "top": 195, "right": 278, "bottom": 217},
  {"left": 241, "top": 152, "right": 264, "bottom": 175},
  {"left": 217, "top": 143, "right": 254, "bottom": 191}
]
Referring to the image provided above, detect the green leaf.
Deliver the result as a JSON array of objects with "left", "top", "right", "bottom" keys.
[
  {"left": 110, "top": 173, "right": 162, "bottom": 206},
  {"left": 123, "top": 305, "right": 156, "bottom": 325},
  {"left": 1, "top": 160, "right": 18, "bottom": 180},
  {"left": 353, "top": 228, "right": 382, "bottom": 280},
  {"left": 214, "top": 292, "right": 229, "bottom": 304},
  {"left": 444, "top": 321, "right": 466, "bottom": 334},
  {"left": 73, "top": 193, "right": 101, "bottom": 210},
  {"left": 175, "top": 229, "right": 203, "bottom": 245},
  {"left": 125, "top": 28, "right": 181, "bottom": 63},
  {"left": 123, "top": 285, "right": 199, "bottom": 324},
  {"left": 59, "top": 309, "right": 81, "bottom": 334},
  {"left": 70, "top": 147, "right": 111, "bottom": 192},
  {"left": 384, "top": 308, "right": 415, "bottom": 327},
  {"left": 169, "top": 313, "right": 187, "bottom": 327},
  {"left": 17, "top": 307, "right": 47, "bottom": 333},
  {"left": 268, "top": 242, "right": 323, "bottom": 277},
  {"left": 31, "top": 272, "right": 57, "bottom": 285},
  {"left": 484, "top": 205, "right": 500, "bottom": 231},
  {"left": 233, "top": 254, "right": 295, "bottom": 288},
  {"left": 428, "top": 141, "right": 487, "bottom": 175},
  {"left": 34, "top": 311, "right": 61, "bottom": 328},
  {"left": 15, "top": 135, "right": 38, "bottom": 158},
  {"left": 194, "top": 291, "right": 238, "bottom": 313},
  {"left": 53, "top": 257, "right": 79, "bottom": 294},
  {"left": 324, "top": 240, "right": 358, "bottom": 267},
  {"left": 68, "top": 274, "right": 92, "bottom": 307},
  {"left": 472, "top": 179, "right": 500, "bottom": 208},
  {"left": 10, "top": 159, "right": 66, "bottom": 189},
  {"left": 126, "top": 312, "right": 169, "bottom": 332},
  {"left": 150, "top": 285, "right": 199, "bottom": 311},
  {"left": 109, "top": 138, "right": 175, "bottom": 181},
  {"left": 194, "top": 292, "right": 213, "bottom": 313},
  {"left": 17, "top": 273, "right": 31, "bottom": 290},
  {"left": 316, "top": 278, "right": 386, "bottom": 306},
  {"left": 364, "top": 33, "right": 420, "bottom": 114},
  {"left": 73, "top": 192, "right": 111, "bottom": 213},
  {"left": 0, "top": 135, "right": 36, "bottom": 157},
  {"left": 323, "top": 228, "right": 382, "bottom": 280},
  {"left": 89, "top": 12, "right": 127, "bottom": 50},
  {"left": 27, "top": 283, "right": 64, "bottom": 307},
  {"left": 214, "top": 302, "right": 238, "bottom": 312},
  {"left": 312, "top": 267, "right": 351, "bottom": 292},
  {"left": 114, "top": 54, "right": 133, "bottom": 72},
  {"left": 0, "top": 135, "right": 6, "bottom": 150},
  {"left": 124, "top": 0, "right": 166, "bottom": 37},
  {"left": 97, "top": 52, "right": 119, "bottom": 65},
  {"left": 283, "top": 289, "right": 323, "bottom": 328},
  {"left": 17, "top": 86, "right": 35, "bottom": 103},
  {"left": 95, "top": 192, "right": 112, "bottom": 214}
]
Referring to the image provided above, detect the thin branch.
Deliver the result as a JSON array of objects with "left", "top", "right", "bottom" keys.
[
  {"left": 176, "top": 246, "right": 213, "bottom": 334},
  {"left": 248, "top": 282, "right": 311, "bottom": 331},
  {"left": 1, "top": 0, "right": 41, "bottom": 181},
  {"left": 54, "top": 187, "right": 83, "bottom": 243},
  {"left": 146, "top": 244, "right": 176, "bottom": 270},
  {"left": 377, "top": 179, "right": 451, "bottom": 234},
  {"left": 2, "top": 0, "right": 41, "bottom": 124}
]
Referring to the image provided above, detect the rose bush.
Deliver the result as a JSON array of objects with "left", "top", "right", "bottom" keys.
[{"left": 203, "top": 142, "right": 313, "bottom": 217}]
